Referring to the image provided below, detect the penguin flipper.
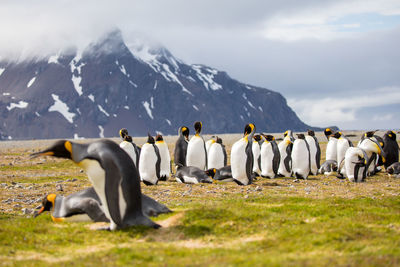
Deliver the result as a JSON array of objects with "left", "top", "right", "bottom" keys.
[
  {"left": 141, "top": 194, "right": 172, "bottom": 217},
  {"left": 70, "top": 198, "right": 109, "bottom": 222}
]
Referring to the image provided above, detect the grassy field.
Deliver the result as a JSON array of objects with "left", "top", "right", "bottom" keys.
[{"left": 0, "top": 133, "right": 400, "bottom": 266}]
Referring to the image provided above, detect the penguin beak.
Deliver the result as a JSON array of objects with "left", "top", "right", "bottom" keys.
[
  {"left": 34, "top": 206, "right": 45, "bottom": 218},
  {"left": 30, "top": 150, "right": 54, "bottom": 159}
]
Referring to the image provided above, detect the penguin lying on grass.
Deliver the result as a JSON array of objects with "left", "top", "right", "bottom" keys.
[
  {"left": 387, "top": 162, "right": 400, "bottom": 177},
  {"left": 31, "top": 139, "right": 162, "bottom": 230},
  {"left": 175, "top": 164, "right": 216, "bottom": 184},
  {"left": 34, "top": 187, "right": 171, "bottom": 222},
  {"left": 213, "top": 165, "right": 233, "bottom": 182}
]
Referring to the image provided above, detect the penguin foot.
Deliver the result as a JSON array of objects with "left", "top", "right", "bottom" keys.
[{"left": 159, "top": 175, "right": 168, "bottom": 181}]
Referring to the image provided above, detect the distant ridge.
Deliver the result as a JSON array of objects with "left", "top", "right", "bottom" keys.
[{"left": 0, "top": 29, "right": 316, "bottom": 140}]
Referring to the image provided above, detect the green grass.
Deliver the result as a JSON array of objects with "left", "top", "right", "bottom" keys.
[
  {"left": 1, "top": 194, "right": 399, "bottom": 266},
  {"left": 1, "top": 140, "right": 400, "bottom": 266}
]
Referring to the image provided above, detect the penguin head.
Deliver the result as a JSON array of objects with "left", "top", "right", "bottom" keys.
[
  {"left": 331, "top": 132, "right": 342, "bottom": 139},
  {"left": 124, "top": 135, "right": 133, "bottom": 143},
  {"left": 182, "top": 126, "right": 190, "bottom": 140},
  {"left": 30, "top": 140, "right": 73, "bottom": 160},
  {"left": 216, "top": 137, "right": 223, "bottom": 144},
  {"left": 119, "top": 128, "right": 129, "bottom": 139},
  {"left": 253, "top": 134, "right": 262, "bottom": 142},
  {"left": 263, "top": 134, "right": 275, "bottom": 142},
  {"left": 147, "top": 133, "right": 155, "bottom": 144},
  {"left": 364, "top": 131, "right": 376, "bottom": 138},
  {"left": 244, "top": 123, "right": 255, "bottom": 136},
  {"left": 194, "top": 121, "right": 202, "bottom": 135},
  {"left": 296, "top": 133, "right": 305, "bottom": 140},
  {"left": 386, "top": 130, "right": 396, "bottom": 141},
  {"left": 307, "top": 130, "right": 315, "bottom": 137},
  {"left": 34, "top": 194, "right": 56, "bottom": 218},
  {"left": 324, "top": 128, "right": 333, "bottom": 140},
  {"left": 179, "top": 126, "right": 190, "bottom": 140},
  {"left": 387, "top": 166, "right": 394, "bottom": 174},
  {"left": 205, "top": 168, "right": 217, "bottom": 178},
  {"left": 155, "top": 134, "right": 164, "bottom": 142}
]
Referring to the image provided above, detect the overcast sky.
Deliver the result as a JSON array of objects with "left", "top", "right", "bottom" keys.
[{"left": 1, "top": 0, "right": 399, "bottom": 130}]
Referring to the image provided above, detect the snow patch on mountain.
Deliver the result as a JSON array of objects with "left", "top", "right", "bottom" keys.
[
  {"left": 142, "top": 101, "right": 153, "bottom": 119},
  {"left": 192, "top": 65, "right": 222, "bottom": 91},
  {"left": 70, "top": 53, "right": 85, "bottom": 96},
  {"left": 7, "top": 101, "right": 28, "bottom": 111},
  {"left": 97, "top": 105, "right": 110, "bottom": 117},
  {"left": 27, "top": 77, "right": 36, "bottom": 88},
  {"left": 98, "top": 125, "right": 104, "bottom": 138},
  {"left": 48, "top": 54, "right": 59, "bottom": 64},
  {"left": 48, "top": 94, "right": 75, "bottom": 123},
  {"left": 0, "top": 68, "right": 5, "bottom": 76}
]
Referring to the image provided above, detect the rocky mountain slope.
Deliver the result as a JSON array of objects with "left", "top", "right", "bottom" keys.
[{"left": 0, "top": 29, "right": 314, "bottom": 140}]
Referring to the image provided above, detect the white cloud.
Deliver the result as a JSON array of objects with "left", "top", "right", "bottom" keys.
[{"left": 288, "top": 86, "right": 400, "bottom": 128}]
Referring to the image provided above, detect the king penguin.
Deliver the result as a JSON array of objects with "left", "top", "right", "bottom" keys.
[
  {"left": 383, "top": 130, "right": 399, "bottom": 169},
  {"left": 174, "top": 126, "right": 189, "bottom": 167},
  {"left": 186, "top": 121, "right": 207, "bottom": 170},
  {"left": 205, "top": 136, "right": 216, "bottom": 155},
  {"left": 231, "top": 123, "right": 255, "bottom": 185},
  {"left": 305, "top": 130, "right": 321, "bottom": 175},
  {"left": 277, "top": 130, "right": 293, "bottom": 177},
  {"left": 326, "top": 131, "right": 340, "bottom": 162},
  {"left": 175, "top": 164, "right": 216, "bottom": 184},
  {"left": 34, "top": 187, "right": 171, "bottom": 221},
  {"left": 252, "top": 134, "right": 263, "bottom": 176},
  {"left": 336, "top": 131, "right": 353, "bottom": 177},
  {"left": 155, "top": 134, "right": 171, "bottom": 181},
  {"left": 119, "top": 128, "right": 141, "bottom": 162},
  {"left": 207, "top": 136, "right": 227, "bottom": 169},
  {"left": 292, "top": 133, "right": 311, "bottom": 179},
  {"left": 31, "top": 139, "right": 160, "bottom": 230},
  {"left": 119, "top": 135, "right": 140, "bottom": 169},
  {"left": 139, "top": 134, "right": 161, "bottom": 185},
  {"left": 260, "top": 134, "right": 280, "bottom": 178},
  {"left": 344, "top": 147, "right": 369, "bottom": 182},
  {"left": 358, "top": 131, "right": 386, "bottom": 176},
  {"left": 213, "top": 165, "right": 233, "bottom": 182}
]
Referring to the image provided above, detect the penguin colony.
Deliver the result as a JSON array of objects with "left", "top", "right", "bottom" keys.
[{"left": 31, "top": 122, "right": 399, "bottom": 230}]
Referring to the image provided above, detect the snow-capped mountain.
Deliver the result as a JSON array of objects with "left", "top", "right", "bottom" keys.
[{"left": 0, "top": 29, "right": 313, "bottom": 140}]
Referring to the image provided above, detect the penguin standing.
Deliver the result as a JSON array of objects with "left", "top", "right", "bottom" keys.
[
  {"left": 31, "top": 139, "right": 160, "bottom": 230},
  {"left": 260, "top": 134, "right": 280, "bottom": 178},
  {"left": 205, "top": 136, "right": 216, "bottom": 155},
  {"left": 175, "top": 164, "right": 216, "bottom": 184},
  {"left": 34, "top": 187, "right": 171, "bottom": 221},
  {"left": 231, "top": 123, "right": 256, "bottom": 185},
  {"left": 174, "top": 126, "right": 189, "bottom": 166},
  {"left": 291, "top": 134, "right": 311, "bottom": 179},
  {"left": 305, "top": 130, "right": 321, "bottom": 175},
  {"left": 344, "top": 147, "right": 368, "bottom": 182},
  {"left": 119, "top": 128, "right": 141, "bottom": 164},
  {"left": 336, "top": 132, "right": 353, "bottom": 177},
  {"left": 155, "top": 134, "right": 171, "bottom": 181},
  {"left": 383, "top": 130, "right": 399, "bottom": 169},
  {"left": 207, "top": 136, "right": 227, "bottom": 169},
  {"left": 326, "top": 131, "right": 340, "bottom": 162},
  {"left": 358, "top": 132, "right": 386, "bottom": 176},
  {"left": 119, "top": 135, "right": 140, "bottom": 169},
  {"left": 277, "top": 131, "right": 293, "bottom": 177},
  {"left": 252, "top": 134, "right": 263, "bottom": 176},
  {"left": 186, "top": 121, "right": 207, "bottom": 170},
  {"left": 139, "top": 134, "right": 161, "bottom": 185}
]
